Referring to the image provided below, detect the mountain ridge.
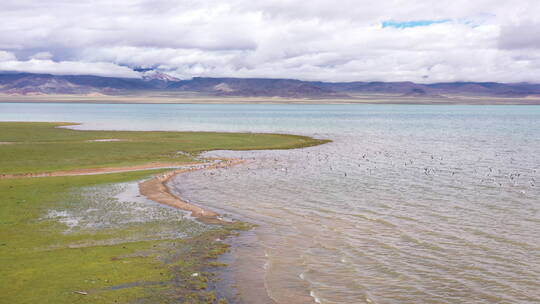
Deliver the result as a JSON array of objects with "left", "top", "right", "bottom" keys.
[{"left": 1, "top": 72, "right": 540, "bottom": 98}]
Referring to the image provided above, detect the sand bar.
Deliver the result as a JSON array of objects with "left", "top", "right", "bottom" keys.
[{"left": 139, "top": 158, "right": 244, "bottom": 224}]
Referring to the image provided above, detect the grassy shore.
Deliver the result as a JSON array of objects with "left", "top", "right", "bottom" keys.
[
  {"left": 0, "top": 122, "right": 329, "bottom": 303},
  {"left": 0, "top": 122, "right": 327, "bottom": 174}
]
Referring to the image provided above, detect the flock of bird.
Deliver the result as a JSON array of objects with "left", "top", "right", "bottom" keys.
[{"left": 199, "top": 146, "right": 538, "bottom": 191}]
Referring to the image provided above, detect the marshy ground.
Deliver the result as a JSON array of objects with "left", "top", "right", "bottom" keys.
[{"left": 0, "top": 122, "right": 327, "bottom": 303}]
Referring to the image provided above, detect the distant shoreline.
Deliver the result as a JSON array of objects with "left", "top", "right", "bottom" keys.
[{"left": 1, "top": 94, "right": 540, "bottom": 105}]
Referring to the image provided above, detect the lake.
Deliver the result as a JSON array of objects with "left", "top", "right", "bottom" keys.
[{"left": 1, "top": 103, "right": 539, "bottom": 304}]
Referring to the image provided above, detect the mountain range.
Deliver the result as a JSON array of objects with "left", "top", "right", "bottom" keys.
[{"left": 1, "top": 71, "right": 540, "bottom": 99}]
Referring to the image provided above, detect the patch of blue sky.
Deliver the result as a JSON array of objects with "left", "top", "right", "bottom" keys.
[{"left": 382, "top": 19, "right": 451, "bottom": 29}]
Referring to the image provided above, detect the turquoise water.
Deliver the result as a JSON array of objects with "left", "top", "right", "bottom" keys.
[{"left": 1, "top": 103, "right": 539, "bottom": 304}]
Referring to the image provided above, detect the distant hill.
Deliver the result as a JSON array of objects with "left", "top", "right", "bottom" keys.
[
  {"left": 0, "top": 73, "right": 155, "bottom": 95},
  {"left": 1, "top": 72, "right": 540, "bottom": 98},
  {"left": 167, "top": 77, "right": 348, "bottom": 98},
  {"left": 313, "top": 81, "right": 540, "bottom": 97}
]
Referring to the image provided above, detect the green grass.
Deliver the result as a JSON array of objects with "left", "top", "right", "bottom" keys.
[
  {"left": 0, "top": 122, "right": 329, "bottom": 174},
  {"left": 0, "top": 171, "right": 240, "bottom": 303},
  {"left": 0, "top": 122, "right": 329, "bottom": 303}
]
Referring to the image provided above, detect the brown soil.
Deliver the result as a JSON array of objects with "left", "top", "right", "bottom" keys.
[
  {"left": 0, "top": 162, "right": 200, "bottom": 179},
  {"left": 86, "top": 138, "right": 126, "bottom": 142}
]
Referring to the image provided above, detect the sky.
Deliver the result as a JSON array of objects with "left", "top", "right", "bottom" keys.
[{"left": 0, "top": 0, "right": 539, "bottom": 83}]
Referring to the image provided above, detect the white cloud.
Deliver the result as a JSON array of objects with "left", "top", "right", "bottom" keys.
[
  {"left": 0, "top": 50, "right": 16, "bottom": 61},
  {"left": 30, "top": 51, "right": 53, "bottom": 60},
  {"left": 0, "top": 0, "right": 539, "bottom": 82},
  {"left": 0, "top": 59, "right": 140, "bottom": 78},
  {"left": 499, "top": 20, "right": 540, "bottom": 50}
]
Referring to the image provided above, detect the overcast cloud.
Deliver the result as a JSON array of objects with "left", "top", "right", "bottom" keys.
[{"left": 0, "top": 0, "right": 539, "bottom": 82}]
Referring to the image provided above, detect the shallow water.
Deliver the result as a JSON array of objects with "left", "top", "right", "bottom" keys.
[
  {"left": 47, "top": 181, "right": 206, "bottom": 240},
  {"left": 2, "top": 103, "right": 540, "bottom": 303}
]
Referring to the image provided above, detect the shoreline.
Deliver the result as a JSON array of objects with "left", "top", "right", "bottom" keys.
[
  {"left": 2, "top": 94, "right": 540, "bottom": 105},
  {"left": 0, "top": 121, "right": 329, "bottom": 303}
]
